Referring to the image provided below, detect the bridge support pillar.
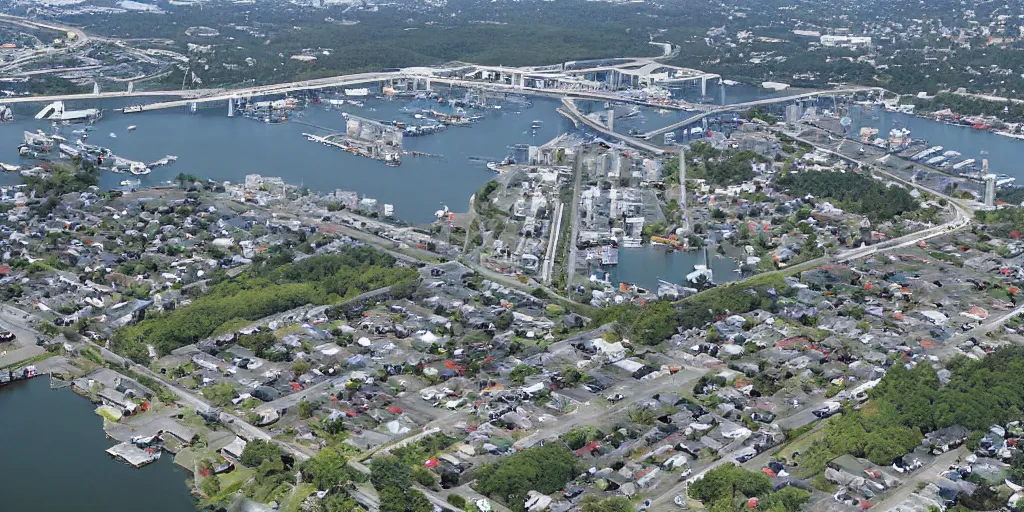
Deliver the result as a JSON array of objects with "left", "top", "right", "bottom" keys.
[
  {"left": 701, "top": 76, "right": 707, "bottom": 97},
  {"left": 227, "top": 98, "right": 234, "bottom": 117},
  {"left": 606, "top": 109, "right": 614, "bottom": 131},
  {"left": 425, "top": 78, "right": 431, "bottom": 91}
]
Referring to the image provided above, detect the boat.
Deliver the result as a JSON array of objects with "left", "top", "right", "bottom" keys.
[
  {"left": 109, "top": 132, "right": 117, "bottom": 138},
  {"left": 531, "top": 120, "right": 543, "bottom": 130},
  {"left": 913, "top": 145, "right": 942, "bottom": 160},
  {"left": 123, "top": 105, "right": 143, "bottom": 114},
  {"left": 127, "top": 125, "right": 137, "bottom": 132},
  {"left": 0, "top": 162, "right": 21, "bottom": 172},
  {"left": 345, "top": 88, "right": 370, "bottom": 97},
  {"left": 996, "top": 174, "right": 1016, "bottom": 186},
  {"left": 120, "top": 179, "right": 141, "bottom": 187},
  {"left": 952, "top": 159, "right": 976, "bottom": 170},
  {"left": 129, "top": 162, "right": 150, "bottom": 175},
  {"left": 621, "top": 237, "right": 643, "bottom": 248},
  {"left": 925, "top": 155, "right": 946, "bottom": 165},
  {"left": 943, "top": 150, "right": 961, "bottom": 158},
  {"left": 58, "top": 144, "right": 81, "bottom": 158}
]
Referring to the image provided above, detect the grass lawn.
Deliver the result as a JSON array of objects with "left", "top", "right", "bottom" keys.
[{"left": 282, "top": 483, "right": 318, "bottom": 512}]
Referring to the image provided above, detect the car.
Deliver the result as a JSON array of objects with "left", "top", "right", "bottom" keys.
[
  {"left": 812, "top": 401, "right": 842, "bottom": 418},
  {"left": 750, "top": 412, "right": 776, "bottom": 423},
  {"left": 606, "top": 393, "right": 625, "bottom": 402},
  {"left": 563, "top": 487, "right": 585, "bottom": 500},
  {"left": 679, "top": 468, "right": 693, "bottom": 478},
  {"left": 735, "top": 450, "right": 756, "bottom": 463}
]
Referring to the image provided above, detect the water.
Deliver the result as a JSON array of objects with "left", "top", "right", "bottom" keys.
[
  {"left": 0, "top": 378, "right": 195, "bottom": 512},
  {"left": 609, "top": 245, "right": 739, "bottom": 291},
  {"left": 850, "top": 105, "right": 1024, "bottom": 179},
  {"left": 0, "top": 95, "right": 571, "bottom": 223}
]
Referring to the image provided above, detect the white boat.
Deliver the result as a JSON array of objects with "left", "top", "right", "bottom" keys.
[
  {"left": 952, "top": 159, "right": 976, "bottom": 170},
  {"left": 120, "top": 179, "right": 141, "bottom": 187},
  {"left": 913, "top": 146, "right": 942, "bottom": 159},
  {"left": 344, "top": 88, "right": 369, "bottom": 97},
  {"left": 129, "top": 162, "right": 150, "bottom": 175},
  {"left": 123, "top": 105, "right": 142, "bottom": 114},
  {"left": 127, "top": 125, "right": 137, "bottom": 132},
  {"left": 926, "top": 155, "right": 946, "bottom": 165},
  {"left": 109, "top": 132, "right": 117, "bottom": 138}
]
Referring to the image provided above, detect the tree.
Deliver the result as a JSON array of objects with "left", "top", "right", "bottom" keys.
[
  {"left": 580, "top": 496, "right": 632, "bottom": 512},
  {"left": 495, "top": 310, "right": 514, "bottom": 331},
  {"left": 299, "top": 399, "right": 320, "bottom": 419},
  {"left": 240, "top": 439, "right": 281, "bottom": 468},
  {"left": 200, "top": 474, "right": 221, "bottom": 497},
  {"left": 389, "top": 279, "right": 419, "bottom": 300},
  {"left": 315, "top": 492, "right": 359, "bottom": 512},
  {"left": 301, "top": 447, "right": 351, "bottom": 491},
  {"left": 475, "top": 444, "right": 577, "bottom": 508},
  {"left": 689, "top": 464, "right": 771, "bottom": 506},
  {"left": 370, "top": 455, "right": 412, "bottom": 492}
]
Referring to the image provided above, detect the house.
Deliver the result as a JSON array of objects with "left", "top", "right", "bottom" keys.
[{"left": 221, "top": 436, "right": 247, "bottom": 462}]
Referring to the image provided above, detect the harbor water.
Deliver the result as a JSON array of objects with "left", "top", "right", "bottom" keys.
[
  {"left": 850, "top": 105, "right": 1024, "bottom": 178},
  {"left": 610, "top": 245, "right": 740, "bottom": 292},
  {"left": 0, "top": 95, "right": 571, "bottom": 223},
  {"left": 0, "top": 378, "right": 195, "bottom": 512}
]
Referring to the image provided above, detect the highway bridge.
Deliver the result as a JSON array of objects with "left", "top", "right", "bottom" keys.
[
  {"left": 638, "top": 87, "right": 885, "bottom": 140},
  {"left": 557, "top": 97, "right": 668, "bottom": 155}
]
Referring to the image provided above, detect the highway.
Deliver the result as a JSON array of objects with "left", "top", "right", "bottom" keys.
[
  {"left": 0, "top": 15, "right": 89, "bottom": 73},
  {"left": 558, "top": 97, "right": 669, "bottom": 155},
  {"left": 639, "top": 87, "right": 886, "bottom": 140}
]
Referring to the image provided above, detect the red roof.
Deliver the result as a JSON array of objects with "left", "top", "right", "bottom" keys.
[{"left": 387, "top": 406, "right": 403, "bottom": 414}]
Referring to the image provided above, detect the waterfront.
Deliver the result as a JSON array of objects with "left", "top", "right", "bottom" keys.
[
  {"left": 0, "top": 94, "right": 571, "bottom": 223},
  {"left": 850, "top": 105, "right": 1024, "bottom": 178},
  {"left": 0, "top": 378, "right": 195, "bottom": 512},
  {"left": 610, "top": 245, "right": 740, "bottom": 291}
]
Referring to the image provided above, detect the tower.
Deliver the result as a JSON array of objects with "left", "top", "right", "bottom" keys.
[{"left": 983, "top": 159, "right": 995, "bottom": 208}]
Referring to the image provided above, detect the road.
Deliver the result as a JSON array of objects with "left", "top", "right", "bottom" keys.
[
  {"left": 564, "top": 150, "right": 586, "bottom": 292},
  {"left": 512, "top": 366, "right": 707, "bottom": 449},
  {"left": 640, "top": 87, "right": 886, "bottom": 139},
  {"left": 559, "top": 97, "right": 669, "bottom": 155},
  {"left": 0, "top": 15, "right": 89, "bottom": 73}
]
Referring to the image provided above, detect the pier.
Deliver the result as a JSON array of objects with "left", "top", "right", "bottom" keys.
[{"left": 106, "top": 442, "right": 161, "bottom": 468}]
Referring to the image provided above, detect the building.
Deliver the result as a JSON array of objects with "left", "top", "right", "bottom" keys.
[
  {"left": 785, "top": 104, "right": 802, "bottom": 125},
  {"left": 820, "top": 35, "right": 872, "bottom": 48}
]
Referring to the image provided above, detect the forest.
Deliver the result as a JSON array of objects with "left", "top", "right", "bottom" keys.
[
  {"left": 686, "top": 143, "right": 770, "bottom": 186},
  {"left": 800, "top": 348, "right": 1024, "bottom": 477},
  {"left": 112, "top": 246, "right": 417, "bottom": 362},
  {"left": 776, "top": 170, "right": 919, "bottom": 222}
]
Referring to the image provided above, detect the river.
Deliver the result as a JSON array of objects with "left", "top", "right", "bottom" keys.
[{"left": 0, "top": 378, "right": 196, "bottom": 512}]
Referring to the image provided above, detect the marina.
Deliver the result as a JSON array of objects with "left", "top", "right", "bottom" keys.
[{"left": 0, "top": 378, "right": 195, "bottom": 512}]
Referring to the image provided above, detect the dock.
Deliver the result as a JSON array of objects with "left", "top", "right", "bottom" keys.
[{"left": 106, "top": 442, "right": 161, "bottom": 468}]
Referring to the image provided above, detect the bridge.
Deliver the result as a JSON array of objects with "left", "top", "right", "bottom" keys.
[
  {"left": 638, "top": 87, "right": 885, "bottom": 140},
  {"left": 0, "top": 89, "right": 221, "bottom": 104},
  {"left": 557, "top": 97, "right": 668, "bottom": 155}
]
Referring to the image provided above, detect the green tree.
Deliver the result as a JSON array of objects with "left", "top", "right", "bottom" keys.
[
  {"left": 200, "top": 474, "right": 221, "bottom": 497},
  {"left": 240, "top": 439, "right": 281, "bottom": 468},
  {"left": 580, "top": 496, "right": 632, "bottom": 512},
  {"left": 370, "top": 455, "right": 412, "bottom": 491},
  {"left": 301, "top": 447, "right": 351, "bottom": 491},
  {"left": 495, "top": 310, "right": 514, "bottom": 331}
]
